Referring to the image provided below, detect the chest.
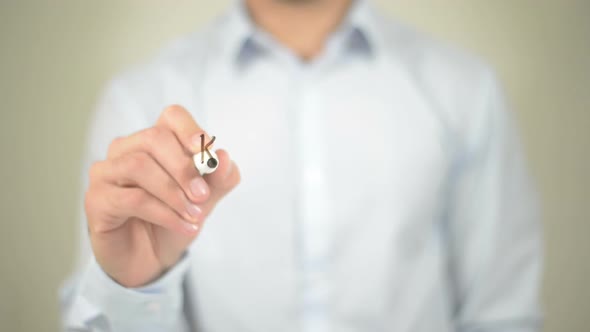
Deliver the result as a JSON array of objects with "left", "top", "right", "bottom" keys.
[
  {"left": 200, "top": 62, "right": 451, "bottom": 224},
  {"left": 184, "top": 62, "right": 453, "bottom": 328}
]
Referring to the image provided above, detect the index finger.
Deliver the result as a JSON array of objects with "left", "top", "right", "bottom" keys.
[{"left": 156, "top": 105, "right": 213, "bottom": 154}]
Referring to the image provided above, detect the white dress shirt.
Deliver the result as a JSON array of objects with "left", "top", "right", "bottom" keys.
[{"left": 60, "top": 1, "right": 542, "bottom": 331}]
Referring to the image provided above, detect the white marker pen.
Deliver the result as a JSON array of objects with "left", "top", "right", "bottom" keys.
[{"left": 193, "top": 135, "right": 218, "bottom": 175}]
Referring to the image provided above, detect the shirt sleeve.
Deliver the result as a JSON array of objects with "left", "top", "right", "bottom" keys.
[
  {"left": 447, "top": 69, "right": 543, "bottom": 331},
  {"left": 58, "top": 78, "right": 193, "bottom": 331},
  {"left": 61, "top": 254, "right": 191, "bottom": 331}
]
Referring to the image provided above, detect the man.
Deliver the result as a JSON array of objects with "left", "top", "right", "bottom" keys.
[{"left": 60, "top": 0, "right": 542, "bottom": 331}]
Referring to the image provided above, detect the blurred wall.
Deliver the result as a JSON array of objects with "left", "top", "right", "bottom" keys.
[{"left": 0, "top": 1, "right": 588, "bottom": 331}]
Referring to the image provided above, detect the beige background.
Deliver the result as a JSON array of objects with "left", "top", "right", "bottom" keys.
[{"left": 1, "top": 1, "right": 588, "bottom": 331}]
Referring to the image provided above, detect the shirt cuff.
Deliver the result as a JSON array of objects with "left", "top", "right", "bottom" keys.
[{"left": 67, "top": 253, "right": 191, "bottom": 330}]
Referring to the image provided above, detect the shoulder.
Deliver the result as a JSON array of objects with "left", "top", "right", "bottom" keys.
[
  {"left": 376, "top": 13, "right": 494, "bottom": 89},
  {"left": 375, "top": 13, "right": 505, "bottom": 144}
]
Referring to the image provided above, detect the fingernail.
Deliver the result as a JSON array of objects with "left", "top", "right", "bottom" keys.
[
  {"left": 190, "top": 177, "right": 209, "bottom": 199},
  {"left": 185, "top": 202, "right": 202, "bottom": 220},
  {"left": 181, "top": 220, "right": 199, "bottom": 234}
]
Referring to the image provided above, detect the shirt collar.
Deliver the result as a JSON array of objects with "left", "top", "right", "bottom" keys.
[
  {"left": 344, "top": 0, "right": 381, "bottom": 56},
  {"left": 219, "top": 0, "right": 382, "bottom": 68}
]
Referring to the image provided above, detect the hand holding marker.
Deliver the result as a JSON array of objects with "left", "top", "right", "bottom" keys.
[{"left": 84, "top": 105, "right": 240, "bottom": 287}]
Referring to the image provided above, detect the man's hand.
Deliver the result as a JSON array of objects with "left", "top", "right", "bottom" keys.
[{"left": 84, "top": 105, "right": 240, "bottom": 287}]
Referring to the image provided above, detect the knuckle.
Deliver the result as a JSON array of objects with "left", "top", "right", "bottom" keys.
[
  {"left": 84, "top": 188, "right": 110, "bottom": 234},
  {"left": 143, "top": 126, "right": 164, "bottom": 144},
  {"left": 164, "top": 176, "right": 180, "bottom": 196},
  {"left": 162, "top": 104, "right": 185, "bottom": 122},
  {"left": 83, "top": 188, "right": 97, "bottom": 215},
  {"left": 87, "top": 215, "right": 112, "bottom": 234},
  {"left": 88, "top": 161, "right": 103, "bottom": 180},
  {"left": 119, "top": 188, "right": 146, "bottom": 209},
  {"left": 160, "top": 177, "right": 185, "bottom": 209},
  {"left": 121, "top": 152, "right": 150, "bottom": 175},
  {"left": 87, "top": 218, "right": 101, "bottom": 234},
  {"left": 107, "top": 136, "right": 125, "bottom": 157},
  {"left": 159, "top": 208, "right": 179, "bottom": 227},
  {"left": 142, "top": 126, "right": 173, "bottom": 149},
  {"left": 172, "top": 188, "right": 189, "bottom": 211}
]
